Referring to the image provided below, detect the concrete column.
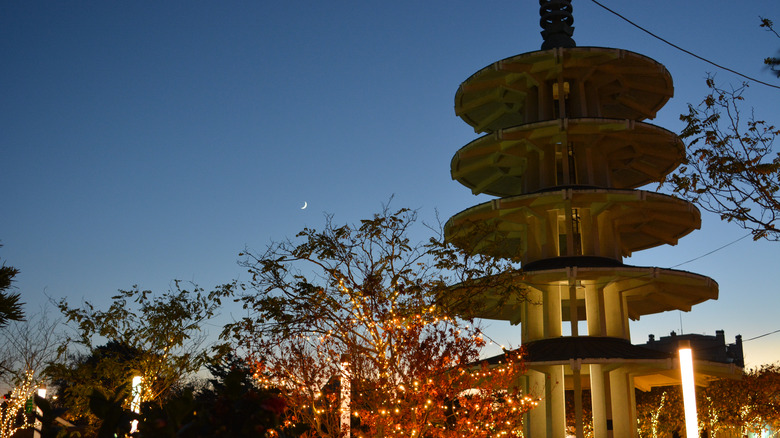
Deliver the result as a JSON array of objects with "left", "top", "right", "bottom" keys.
[
  {"left": 580, "top": 208, "right": 595, "bottom": 255},
  {"left": 523, "top": 287, "right": 545, "bottom": 342},
  {"left": 526, "top": 369, "right": 548, "bottom": 438},
  {"left": 549, "top": 365, "right": 567, "bottom": 438},
  {"left": 608, "top": 369, "right": 637, "bottom": 438},
  {"left": 589, "top": 364, "right": 608, "bottom": 438},
  {"left": 571, "top": 360, "right": 584, "bottom": 438},
  {"left": 585, "top": 284, "right": 604, "bottom": 336},
  {"left": 568, "top": 282, "right": 579, "bottom": 337},
  {"left": 525, "top": 366, "right": 566, "bottom": 438},
  {"left": 603, "top": 283, "right": 627, "bottom": 339},
  {"left": 545, "top": 285, "right": 562, "bottom": 339}
]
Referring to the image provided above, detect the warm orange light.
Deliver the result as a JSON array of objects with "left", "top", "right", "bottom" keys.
[
  {"left": 341, "top": 357, "right": 351, "bottom": 438},
  {"left": 130, "top": 375, "right": 143, "bottom": 433},
  {"left": 679, "top": 342, "right": 697, "bottom": 438}
]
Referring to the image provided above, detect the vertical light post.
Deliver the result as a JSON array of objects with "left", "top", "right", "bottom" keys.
[
  {"left": 340, "top": 354, "right": 351, "bottom": 438},
  {"left": 130, "top": 375, "right": 143, "bottom": 434},
  {"left": 679, "top": 341, "right": 698, "bottom": 438},
  {"left": 32, "top": 385, "right": 46, "bottom": 438}
]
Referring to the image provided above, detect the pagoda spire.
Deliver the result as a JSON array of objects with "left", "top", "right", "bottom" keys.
[{"left": 539, "top": 0, "right": 576, "bottom": 49}]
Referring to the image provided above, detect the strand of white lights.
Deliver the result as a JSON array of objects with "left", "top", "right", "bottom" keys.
[{"left": 340, "top": 355, "right": 351, "bottom": 438}]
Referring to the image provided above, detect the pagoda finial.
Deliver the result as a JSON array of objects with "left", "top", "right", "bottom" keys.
[{"left": 539, "top": 0, "right": 576, "bottom": 50}]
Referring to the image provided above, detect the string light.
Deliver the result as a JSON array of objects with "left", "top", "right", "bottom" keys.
[{"left": 246, "top": 277, "right": 535, "bottom": 437}]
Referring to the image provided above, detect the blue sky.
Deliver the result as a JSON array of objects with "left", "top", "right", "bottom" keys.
[{"left": 2, "top": 0, "right": 778, "bottom": 367}]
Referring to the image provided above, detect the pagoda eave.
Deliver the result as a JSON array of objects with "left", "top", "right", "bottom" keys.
[{"left": 451, "top": 117, "right": 685, "bottom": 196}]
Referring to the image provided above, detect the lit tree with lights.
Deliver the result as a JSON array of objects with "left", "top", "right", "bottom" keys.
[
  {"left": 0, "top": 369, "right": 36, "bottom": 438},
  {"left": 0, "top": 312, "right": 60, "bottom": 438},
  {"left": 698, "top": 363, "right": 780, "bottom": 437},
  {"left": 632, "top": 364, "right": 780, "bottom": 437},
  {"left": 224, "top": 207, "right": 535, "bottom": 437}
]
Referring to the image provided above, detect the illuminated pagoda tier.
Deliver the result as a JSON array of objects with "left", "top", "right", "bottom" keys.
[{"left": 445, "top": 2, "right": 740, "bottom": 437}]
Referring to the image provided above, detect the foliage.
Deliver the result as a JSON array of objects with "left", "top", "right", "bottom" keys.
[
  {"left": 47, "top": 341, "right": 146, "bottom": 430},
  {"left": 0, "top": 312, "right": 61, "bottom": 438},
  {"left": 75, "top": 353, "right": 295, "bottom": 438},
  {"left": 0, "top": 311, "right": 60, "bottom": 389},
  {"left": 635, "top": 387, "right": 685, "bottom": 438},
  {"left": 665, "top": 76, "right": 780, "bottom": 241},
  {"left": 633, "top": 364, "right": 780, "bottom": 437},
  {"left": 0, "top": 244, "right": 25, "bottom": 328},
  {"left": 88, "top": 384, "right": 139, "bottom": 438},
  {"left": 0, "top": 369, "right": 37, "bottom": 438},
  {"left": 223, "top": 207, "right": 533, "bottom": 437},
  {"left": 564, "top": 389, "right": 593, "bottom": 438},
  {"left": 172, "top": 354, "right": 295, "bottom": 438},
  {"left": 701, "top": 363, "right": 780, "bottom": 437},
  {"left": 761, "top": 17, "right": 779, "bottom": 77},
  {"left": 51, "top": 281, "right": 233, "bottom": 430}
]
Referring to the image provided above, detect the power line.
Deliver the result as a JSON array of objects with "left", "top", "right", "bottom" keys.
[
  {"left": 589, "top": 0, "right": 780, "bottom": 90},
  {"left": 743, "top": 329, "right": 780, "bottom": 342},
  {"left": 669, "top": 233, "right": 752, "bottom": 269}
]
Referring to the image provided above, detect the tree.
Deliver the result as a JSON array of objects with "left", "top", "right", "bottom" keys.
[
  {"left": 635, "top": 387, "right": 685, "bottom": 438},
  {"left": 761, "top": 17, "right": 779, "bottom": 77},
  {"left": 665, "top": 77, "right": 780, "bottom": 241},
  {"left": 79, "top": 353, "right": 296, "bottom": 438},
  {"left": 50, "top": 281, "right": 233, "bottom": 430},
  {"left": 47, "top": 340, "right": 146, "bottom": 430},
  {"left": 632, "top": 364, "right": 780, "bottom": 437},
  {"left": 700, "top": 363, "right": 780, "bottom": 437},
  {"left": 0, "top": 311, "right": 61, "bottom": 438},
  {"left": 665, "top": 17, "right": 780, "bottom": 241},
  {"left": 223, "top": 207, "right": 534, "bottom": 437},
  {"left": 0, "top": 245, "right": 25, "bottom": 327}
]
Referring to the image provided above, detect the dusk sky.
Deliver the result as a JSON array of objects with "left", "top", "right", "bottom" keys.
[{"left": 2, "top": 1, "right": 778, "bottom": 367}]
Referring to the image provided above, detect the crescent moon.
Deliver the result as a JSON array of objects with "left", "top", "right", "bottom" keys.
[{"left": 301, "top": 202, "right": 308, "bottom": 210}]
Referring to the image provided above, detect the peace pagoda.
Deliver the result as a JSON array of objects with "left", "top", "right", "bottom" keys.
[{"left": 444, "top": 1, "right": 740, "bottom": 436}]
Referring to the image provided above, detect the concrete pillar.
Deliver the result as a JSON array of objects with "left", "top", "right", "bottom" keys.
[
  {"left": 525, "top": 366, "right": 566, "bottom": 438},
  {"left": 545, "top": 285, "right": 563, "bottom": 339},
  {"left": 589, "top": 364, "right": 609, "bottom": 438},
  {"left": 571, "top": 360, "right": 584, "bottom": 438},
  {"left": 603, "top": 283, "right": 627, "bottom": 339},
  {"left": 524, "top": 287, "right": 545, "bottom": 342},
  {"left": 585, "top": 284, "right": 605, "bottom": 336},
  {"left": 608, "top": 368, "right": 637, "bottom": 438},
  {"left": 549, "top": 365, "right": 567, "bottom": 438},
  {"left": 527, "top": 369, "right": 548, "bottom": 438}
]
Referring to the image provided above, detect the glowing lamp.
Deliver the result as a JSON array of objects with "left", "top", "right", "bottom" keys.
[
  {"left": 130, "top": 375, "right": 143, "bottom": 433},
  {"left": 33, "top": 385, "right": 46, "bottom": 438},
  {"left": 679, "top": 341, "right": 698, "bottom": 438},
  {"left": 340, "top": 355, "right": 351, "bottom": 438}
]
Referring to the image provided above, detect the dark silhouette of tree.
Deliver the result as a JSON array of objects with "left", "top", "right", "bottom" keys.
[
  {"left": 51, "top": 282, "right": 233, "bottom": 433},
  {"left": 73, "top": 353, "right": 297, "bottom": 438},
  {"left": 0, "top": 244, "right": 24, "bottom": 327},
  {"left": 761, "top": 17, "right": 780, "bottom": 77},
  {"left": 47, "top": 340, "right": 145, "bottom": 430}
]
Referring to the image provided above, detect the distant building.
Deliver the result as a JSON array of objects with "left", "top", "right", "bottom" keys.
[{"left": 642, "top": 330, "right": 744, "bottom": 368}]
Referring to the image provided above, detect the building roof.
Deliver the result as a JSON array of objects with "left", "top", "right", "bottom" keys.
[{"left": 484, "top": 337, "right": 671, "bottom": 365}]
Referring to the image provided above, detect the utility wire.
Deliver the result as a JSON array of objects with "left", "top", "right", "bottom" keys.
[
  {"left": 517, "top": 231, "right": 752, "bottom": 291},
  {"left": 589, "top": 0, "right": 780, "bottom": 90},
  {"left": 669, "top": 233, "right": 752, "bottom": 269},
  {"left": 743, "top": 329, "right": 780, "bottom": 342}
]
